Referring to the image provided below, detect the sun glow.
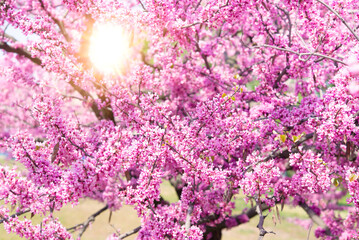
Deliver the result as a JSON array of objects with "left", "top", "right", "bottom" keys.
[{"left": 88, "top": 23, "right": 132, "bottom": 74}]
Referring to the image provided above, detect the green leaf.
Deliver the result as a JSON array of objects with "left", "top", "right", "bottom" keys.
[
  {"left": 222, "top": 93, "right": 227, "bottom": 98},
  {"left": 331, "top": 178, "right": 340, "bottom": 187},
  {"left": 245, "top": 80, "right": 260, "bottom": 91},
  {"left": 171, "top": 41, "right": 179, "bottom": 47},
  {"left": 349, "top": 173, "right": 358, "bottom": 182},
  {"left": 180, "top": 49, "right": 188, "bottom": 58},
  {"left": 297, "top": 93, "right": 303, "bottom": 104},
  {"left": 279, "top": 134, "right": 287, "bottom": 143},
  {"left": 292, "top": 133, "right": 304, "bottom": 143},
  {"left": 142, "top": 39, "right": 150, "bottom": 54},
  {"left": 205, "top": 156, "right": 214, "bottom": 162}
]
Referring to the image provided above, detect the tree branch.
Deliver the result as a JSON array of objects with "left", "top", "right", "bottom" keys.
[
  {"left": 118, "top": 226, "right": 141, "bottom": 239},
  {"left": 38, "top": 0, "right": 70, "bottom": 41},
  {"left": 255, "top": 197, "right": 275, "bottom": 240},
  {"left": 202, "top": 202, "right": 272, "bottom": 232},
  {"left": 0, "top": 209, "right": 30, "bottom": 224},
  {"left": 181, "top": 0, "right": 230, "bottom": 28},
  {"left": 0, "top": 37, "right": 110, "bottom": 122},
  {"left": 138, "top": 0, "right": 147, "bottom": 12},
  {"left": 316, "top": 0, "right": 359, "bottom": 42},
  {"left": 255, "top": 44, "right": 347, "bottom": 65},
  {"left": 0, "top": 42, "right": 42, "bottom": 65},
  {"left": 299, "top": 201, "right": 332, "bottom": 236}
]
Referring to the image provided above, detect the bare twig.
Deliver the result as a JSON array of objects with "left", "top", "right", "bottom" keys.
[
  {"left": 2, "top": 32, "right": 17, "bottom": 42},
  {"left": 181, "top": 0, "right": 230, "bottom": 28},
  {"left": 255, "top": 197, "right": 275, "bottom": 240},
  {"left": 0, "top": 36, "right": 110, "bottom": 122},
  {"left": 307, "top": 222, "right": 313, "bottom": 240},
  {"left": 38, "top": 0, "right": 70, "bottom": 41},
  {"left": 138, "top": 0, "right": 147, "bottom": 11},
  {"left": 299, "top": 201, "right": 331, "bottom": 236},
  {"left": 201, "top": 201, "right": 273, "bottom": 233},
  {"left": 241, "top": 132, "right": 315, "bottom": 174},
  {"left": 118, "top": 226, "right": 141, "bottom": 239},
  {"left": 165, "top": 142, "right": 195, "bottom": 167},
  {"left": 67, "top": 205, "right": 108, "bottom": 239},
  {"left": 61, "top": 133, "right": 94, "bottom": 158},
  {"left": 255, "top": 44, "right": 347, "bottom": 65},
  {"left": 276, "top": 6, "right": 292, "bottom": 47},
  {"left": 195, "top": 88, "right": 239, "bottom": 137}
]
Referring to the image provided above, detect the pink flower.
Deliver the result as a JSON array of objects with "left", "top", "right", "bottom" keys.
[
  {"left": 348, "top": 81, "right": 359, "bottom": 96},
  {"left": 225, "top": 217, "right": 237, "bottom": 228},
  {"left": 236, "top": 214, "right": 250, "bottom": 224},
  {"left": 347, "top": 55, "right": 359, "bottom": 76}
]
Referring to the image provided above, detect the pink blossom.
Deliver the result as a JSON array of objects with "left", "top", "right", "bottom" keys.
[
  {"left": 1, "top": 0, "right": 359, "bottom": 239},
  {"left": 348, "top": 80, "right": 359, "bottom": 96}
]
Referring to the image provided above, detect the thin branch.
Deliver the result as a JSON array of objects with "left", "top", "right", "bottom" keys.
[
  {"left": 181, "top": 0, "right": 230, "bottom": 28},
  {"left": 21, "top": 144, "right": 39, "bottom": 168},
  {"left": 202, "top": 201, "right": 273, "bottom": 235},
  {"left": 138, "top": 0, "right": 147, "bottom": 11},
  {"left": 195, "top": 88, "right": 239, "bottom": 137},
  {"left": 38, "top": 0, "right": 70, "bottom": 41},
  {"left": 118, "top": 226, "right": 141, "bottom": 239},
  {"left": 2, "top": 32, "right": 17, "bottom": 42},
  {"left": 316, "top": 0, "right": 359, "bottom": 42},
  {"left": 67, "top": 80, "right": 109, "bottom": 121},
  {"left": 0, "top": 209, "right": 30, "bottom": 224},
  {"left": 0, "top": 37, "right": 109, "bottom": 122},
  {"left": 255, "top": 197, "right": 275, "bottom": 240},
  {"left": 67, "top": 205, "right": 108, "bottom": 239},
  {"left": 255, "top": 44, "right": 347, "bottom": 65},
  {"left": 194, "top": 0, "right": 203, "bottom": 11},
  {"left": 307, "top": 222, "right": 313, "bottom": 240},
  {"left": 242, "top": 132, "right": 315, "bottom": 174},
  {"left": 299, "top": 201, "right": 331, "bottom": 236},
  {"left": 182, "top": 21, "right": 203, "bottom": 29},
  {"left": 0, "top": 41, "right": 42, "bottom": 65},
  {"left": 263, "top": 132, "right": 314, "bottom": 162},
  {"left": 276, "top": 6, "right": 292, "bottom": 47},
  {"left": 195, "top": 42, "right": 212, "bottom": 73},
  {"left": 165, "top": 142, "right": 195, "bottom": 168},
  {"left": 0, "top": 109, "right": 34, "bottom": 127}
]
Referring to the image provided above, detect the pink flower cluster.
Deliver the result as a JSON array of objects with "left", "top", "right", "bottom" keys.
[{"left": 1, "top": 0, "right": 359, "bottom": 239}]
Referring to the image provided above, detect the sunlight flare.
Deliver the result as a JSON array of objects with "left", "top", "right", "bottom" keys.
[{"left": 89, "top": 23, "right": 132, "bottom": 74}]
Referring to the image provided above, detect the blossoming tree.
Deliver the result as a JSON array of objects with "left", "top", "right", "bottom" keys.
[{"left": 1, "top": 0, "right": 359, "bottom": 239}]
